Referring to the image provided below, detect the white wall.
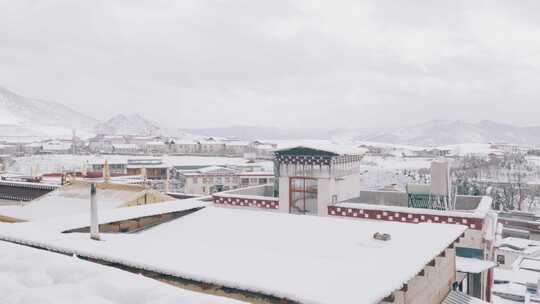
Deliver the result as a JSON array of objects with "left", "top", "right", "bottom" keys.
[{"left": 278, "top": 177, "right": 289, "bottom": 213}]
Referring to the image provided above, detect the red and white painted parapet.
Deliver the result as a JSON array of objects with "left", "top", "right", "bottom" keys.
[{"left": 328, "top": 205, "right": 484, "bottom": 230}]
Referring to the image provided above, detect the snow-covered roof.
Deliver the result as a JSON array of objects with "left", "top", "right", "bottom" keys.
[
  {"left": 519, "top": 257, "right": 540, "bottom": 272},
  {"left": 145, "top": 141, "right": 165, "bottom": 146},
  {"left": 456, "top": 257, "right": 496, "bottom": 274},
  {"left": 0, "top": 181, "right": 174, "bottom": 221},
  {"left": 0, "top": 206, "right": 465, "bottom": 304},
  {"left": 112, "top": 143, "right": 138, "bottom": 149},
  {"left": 0, "top": 241, "right": 241, "bottom": 304},
  {"left": 496, "top": 237, "right": 540, "bottom": 255},
  {"left": 275, "top": 144, "right": 366, "bottom": 156},
  {"left": 42, "top": 141, "right": 71, "bottom": 151}
]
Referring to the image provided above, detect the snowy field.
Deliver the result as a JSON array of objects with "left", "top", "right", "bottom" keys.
[{"left": 0, "top": 241, "right": 243, "bottom": 304}]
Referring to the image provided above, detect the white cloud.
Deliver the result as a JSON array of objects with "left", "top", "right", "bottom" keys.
[{"left": 0, "top": 0, "right": 539, "bottom": 130}]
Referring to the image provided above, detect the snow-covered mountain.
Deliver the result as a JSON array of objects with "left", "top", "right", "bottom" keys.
[
  {"left": 0, "top": 86, "right": 98, "bottom": 139},
  {"left": 355, "top": 120, "right": 540, "bottom": 146},
  {"left": 95, "top": 114, "right": 161, "bottom": 136}
]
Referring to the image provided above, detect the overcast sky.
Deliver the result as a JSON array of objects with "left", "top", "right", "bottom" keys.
[{"left": 1, "top": 0, "right": 539, "bottom": 130}]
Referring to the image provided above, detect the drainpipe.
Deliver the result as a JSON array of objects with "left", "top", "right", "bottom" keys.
[{"left": 90, "top": 183, "right": 100, "bottom": 241}]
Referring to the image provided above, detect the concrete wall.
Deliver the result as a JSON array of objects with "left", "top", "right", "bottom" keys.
[
  {"left": 221, "top": 185, "right": 274, "bottom": 197},
  {"left": 356, "top": 190, "right": 409, "bottom": 206},
  {"left": 317, "top": 178, "right": 333, "bottom": 217},
  {"left": 336, "top": 173, "right": 362, "bottom": 203},
  {"left": 381, "top": 247, "right": 456, "bottom": 304},
  {"left": 278, "top": 177, "right": 289, "bottom": 213},
  {"left": 455, "top": 196, "right": 483, "bottom": 211}
]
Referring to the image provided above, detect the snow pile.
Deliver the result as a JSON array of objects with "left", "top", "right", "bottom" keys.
[{"left": 0, "top": 241, "right": 243, "bottom": 304}]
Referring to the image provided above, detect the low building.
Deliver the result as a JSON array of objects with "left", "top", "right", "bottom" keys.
[
  {"left": 223, "top": 140, "right": 252, "bottom": 156},
  {"left": 169, "top": 139, "right": 199, "bottom": 154},
  {"left": 238, "top": 171, "right": 274, "bottom": 188},
  {"left": 144, "top": 141, "right": 167, "bottom": 154},
  {"left": 0, "top": 180, "right": 174, "bottom": 222},
  {"left": 88, "top": 135, "right": 127, "bottom": 153},
  {"left": 493, "top": 256, "right": 540, "bottom": 302},
  {"left": 88, "top": 161, "right": 128, "bottom": 176},
  {"left": 126, "top": 158, "right": 169, "bottom": 179},
  {"left": 198, "top": 138, "right": 225, "bottom": 154},
  {"left": 112, "top": 143, "right": 140, "bottom": 154},
  {"left": 0, "top": 144, "right": 17, "bottom": 155},
  {"left": 0, "top": 203, "right": 472, "bottom": 304},
  {"left": 494, "top": 237, "right": 540, "bottom": 269},
  {"left": 181, "top": 166, "right": 239, "bottom": 195},
  {"left": 41, "top": 140, "right": 72, "bottom": 154},
  {"left": 23, "top": 142, "right": 42, "bottom": 154},
  {"left": 212, "top": 147, "right": 497, "bottom": 302}
]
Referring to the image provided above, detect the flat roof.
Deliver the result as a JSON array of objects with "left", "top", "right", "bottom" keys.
[
  {"left": 0, "top": 241, "right": 241, "bottom": 304},
  {"left": 0, "top": 206, "right": 465, "bottom": 304}
]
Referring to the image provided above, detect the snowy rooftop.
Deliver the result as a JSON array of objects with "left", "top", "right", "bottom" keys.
[
  {"left": 0, "top": 181, "right": 174, "bottom": 221},
  {"left": 496, "top": 237, "right": 540, "bottom": 255},
  {"left": 0, "top": 206, "right": 465, "bottom": 304},
  {"left": 275, "top": 143, "right": 366, "bottom": 156},
  {"left": 0, "top": 241, "right": 242, "bottom": 304}
]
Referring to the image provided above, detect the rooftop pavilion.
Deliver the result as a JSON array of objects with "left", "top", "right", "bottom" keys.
[{"left": 274, "top": 145, "right": 364, "bottom": 216}]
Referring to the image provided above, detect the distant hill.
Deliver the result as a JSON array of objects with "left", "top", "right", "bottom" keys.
[
  {"left": 95, "top": 114, "right": 161, "bottom": 136},
  {"left": 353, "top": 120, "right": 540, "bottom": 146},
  {"left": 0, "top": 86, "right": 98, "bottom": 138}
]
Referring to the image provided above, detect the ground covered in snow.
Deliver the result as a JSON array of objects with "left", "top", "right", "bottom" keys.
[{"left": 0, "top": 241, "right": 243, "bottom": 304}]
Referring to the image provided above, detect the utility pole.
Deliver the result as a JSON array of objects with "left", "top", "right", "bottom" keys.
[{"left": 90, "top": 183, "right": 100, "bottom": 241}]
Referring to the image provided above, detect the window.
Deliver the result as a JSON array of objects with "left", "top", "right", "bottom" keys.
[
  {"left": 193, "top": 177, "right": 198, "bottom": 184},
  {"left": 241, "top": 178, "right": 249, "bottom": 185},
  {"left": 250, "top": 178, "right": 258, "bottom": 184},
  {"left": 497, "top": 255, "right": 505, "bottom": 265},
  {"left": 289, "top": 177, "right": 318, "bottom": 215},
  {"left": 259, "top": 178, "right": 267, "bottom": 184}
]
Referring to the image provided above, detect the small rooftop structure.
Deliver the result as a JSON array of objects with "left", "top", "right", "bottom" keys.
[{"left": 273, "top": 145, "right": 364, "bottom": 216}]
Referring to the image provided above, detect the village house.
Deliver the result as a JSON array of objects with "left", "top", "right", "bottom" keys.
[
  {"left": 198, "top": 137, "right": 226, "bottom": 154},
  {"left": 41, "top": 140, "right": 72, "bottom": 154},
  {"left": 88, "top": 135, "right": 127, "bottom": 153},
  {"left": 223, "top": 140, "right": 253, "bottom": 156},
  {"left": 143, "top": 140, "right": 167, "bottom": 154},
  {"left": 126, "top": 158, "right": 169, "bottom": 179},
  {"left": 0, "top": 199, "right": 479, "bottom": 304},
  {"left": 112, "top": 143, "right": 140, "bottom": 154},
  {"left": 494, "top": 237, "right": 540, "bottom": 269},
  {"left": 22, "top": 142, "right": 42, "bottom": 154},
  {"left": 168, "top": 139, "right": 199, "bottom": 154}
]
